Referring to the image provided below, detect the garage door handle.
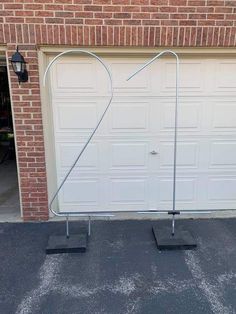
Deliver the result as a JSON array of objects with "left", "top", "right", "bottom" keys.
[{"left": 150, "top": 150, "right": 158, "bottom": 155}]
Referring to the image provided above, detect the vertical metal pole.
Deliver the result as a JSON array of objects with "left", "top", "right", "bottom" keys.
[
  {"left": 172, "top": 214, "right": 175, "bottom": 236},
  {"left": 66, "top": 215, "right": 70, "bottom": 238},
  {"left": 127, "top": 50, "right": 180, "bottom": 236},
  {"left": 88, "top": 216, "right": 91, "bottom": 237},
  {"left": 172, "top": 57, "right": 179, "bottom": 237}
]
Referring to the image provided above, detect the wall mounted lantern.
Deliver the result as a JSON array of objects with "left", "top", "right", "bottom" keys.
[{"left": 10, "top": 46, "right": 28, "bottom": 83}]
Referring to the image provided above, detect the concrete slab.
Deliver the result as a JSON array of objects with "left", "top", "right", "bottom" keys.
[
  {"left": 0, "top": 219, "right": 236, "bottom": 313},
  {"left": 0, "top": 160, "right": 21, "bottom": 221}
]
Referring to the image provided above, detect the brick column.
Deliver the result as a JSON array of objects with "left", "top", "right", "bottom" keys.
[{"left": 7, "top": 44, "right": 49, "bottom": 221}]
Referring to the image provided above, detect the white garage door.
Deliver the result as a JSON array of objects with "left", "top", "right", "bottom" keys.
[{"left": 48, "top": 55, "right": 236, "bottom": 212}]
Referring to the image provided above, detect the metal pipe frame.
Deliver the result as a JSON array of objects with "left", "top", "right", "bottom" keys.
[
  {"left": 43, "top": 49, "right": 115, "bottom": 223},
  {"left": 127, "top": 50, "right": 180, "bottom": 235},
  {"left": 57, "top": 208, "right": 234, "bottom": 215},
  {"left": 43, "top": 49, "right": 236, "bottom": 237},
  {"left": 43, "top": 49, "right": 115, "bottom": 236}
]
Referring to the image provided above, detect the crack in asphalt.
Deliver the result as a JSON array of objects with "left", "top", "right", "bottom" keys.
[
  {"left": 184, "top": 250, "right": 235, "bottom": 314},
  {"left": 15, "top": 251, "right": 236, "bottom": 314}
]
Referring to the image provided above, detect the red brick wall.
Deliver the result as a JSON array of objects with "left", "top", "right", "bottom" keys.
[
  {"left": 1, "top": 0, "right": 236, "bottom": 220},
  {"left": 6, "top": 46, "right": 49, "bottom": 221},
  {"left": 1, "top": 1, "right": 236, "bottom": 47}
]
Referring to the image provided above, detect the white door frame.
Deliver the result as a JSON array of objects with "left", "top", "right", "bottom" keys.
[{"left": 38, "top": 47, "right": 236, "bottom": 215}]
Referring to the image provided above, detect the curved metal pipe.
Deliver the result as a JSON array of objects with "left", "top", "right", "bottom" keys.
[
  {"left": 43, "top": 49, "right": 114, "bottom": 217},
  {"left": 127, "top": 50, "right": 179, "bottom": 235}
]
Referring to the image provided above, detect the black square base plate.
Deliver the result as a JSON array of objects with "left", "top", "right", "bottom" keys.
[
  {"left": 152, "top": 226, "right": 197, "bottom": 250},
  {"left": 46, "top": 234, "right": 87, "bottom": 254}
]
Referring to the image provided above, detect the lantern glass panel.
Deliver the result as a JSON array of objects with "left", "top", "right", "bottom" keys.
[
  {"left": 16, "top": 62, "right": 22, "bottom": 73},
  {"left": 21, "top": 62, "right": 26, "bottom": 72},
  {"left": 12, "top": 61, "right": 22, "bottom": 73}
]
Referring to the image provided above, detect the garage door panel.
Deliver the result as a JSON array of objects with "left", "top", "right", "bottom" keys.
[
  {"left": 159, "top": 61, "right": 205, "bottom": 95},
  {"left": 59, "top": 176, "right": 152, "bottom": 212},
  {"left": 208, "top": 176, "right": 236, "bottom": 202},
  {"left": 159, "top": 177, "right": 196, "bottom": 202},
  {"left": 209, "top": 141, "right": 236, "bottom": 168},
  {"left": 108, "top": 101, "right": 150, "bottom": 132},
  {"left": 213, "top": 60, "right": 236, "bottom": 94},
  {"left": 106, "top": 138, "right": 152, "bottom": 173},
  {"left": 56, "top": 138, "right": 154, "bottom": 176},
  {"left": 58, "top": 178, "right": 105, "bottom": 212},
  {"left": 211, "top": 101, "right": 236, "bottom": 131},
  {"left": 159, "top": 141, "right": 199, "bottom": 169},
  {"left": 110, "top": 142, "right": 149, "bottom": 170},
  {"left": 57, "top": 139, "right": 153, "bottom": 172},
  {"left": 160, "top": 99, "right": 202, "bottom": 133},
  {"left": 54, "top": 62, "right": 96, "bottom": 90},
  {"left": 62, "top": 180, "right": 99, "bottom": 204},
  {"left": 50, "top": 57, "right": 110, "bottom": 97},
  {"left": 53, "top": 99, "right": 109, "bottom": 135},
  {"left": 110, "top": 178, "right": 148, "bottom": 203},
  {"left": 58, "top": 142, "right": 99, "bottom": 170},
  {"left": 110, "top": 61, "right": 151, "bottom": 93},
  {"left": 57, "top": 103, "right": 98, "bottom": 130}
]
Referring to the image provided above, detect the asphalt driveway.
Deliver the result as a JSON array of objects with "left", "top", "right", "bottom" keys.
[{"left": 0, "top": 218, "right": 236, "bottom": 314}]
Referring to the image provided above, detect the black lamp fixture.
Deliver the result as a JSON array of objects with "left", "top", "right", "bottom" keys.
[{"left": 10, "top": 46, "right": 28, "bottom": 83}]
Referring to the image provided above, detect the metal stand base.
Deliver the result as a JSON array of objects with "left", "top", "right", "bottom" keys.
[
  {"left": 46, "top": 234, "right": 87, "bottom": 254},
  {"left": 152, "top": 226, "right": 197, "bottom": 250}
]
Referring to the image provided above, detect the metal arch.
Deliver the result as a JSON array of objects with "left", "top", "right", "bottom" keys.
[
  {"left": 43, "top": 49, "right": 114, "bottom": 218},
  {"left": 42, "top": 50, "right": 236, "bottom": 228},
  {"left": 127, "top": 50, "right": 180, "bottom": 235}
]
